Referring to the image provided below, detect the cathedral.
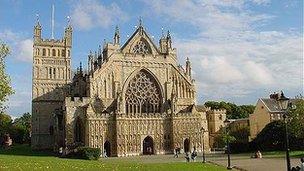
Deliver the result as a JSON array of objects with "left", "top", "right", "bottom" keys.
[{"left": 31, "top": 19, "right": 226, "bottom": 157}]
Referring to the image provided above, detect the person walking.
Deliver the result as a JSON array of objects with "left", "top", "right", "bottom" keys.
[{"left": 104, "top": 149, "right": 108, "bottom": 158}]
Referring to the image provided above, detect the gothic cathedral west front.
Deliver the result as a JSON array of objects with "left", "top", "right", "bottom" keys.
[{"left": 31, "top": 19, "right": 226, "bottom": 157}]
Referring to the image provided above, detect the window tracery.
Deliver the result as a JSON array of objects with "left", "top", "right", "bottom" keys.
[
  {"left": 125, "top": 70, "right": 161, "bottom": 114},
  {"left": 132, "top": 40, "right": 151, "bottom": 54}
]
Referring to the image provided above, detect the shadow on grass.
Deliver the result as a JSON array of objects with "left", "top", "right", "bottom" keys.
[{"left": 0, "top": 144, "right": 55, "bottom": 157}]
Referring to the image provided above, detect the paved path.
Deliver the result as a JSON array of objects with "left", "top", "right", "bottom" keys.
[
  {"left": 205, "top": 153, "right": 301, "bottom": 171},
  {"left": 101, "top": 153, "right": 302, "bottom": 171}
]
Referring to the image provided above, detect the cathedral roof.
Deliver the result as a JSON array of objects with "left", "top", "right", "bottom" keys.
[{"left": 120, "top": 23, "right": 160, "bottom": 55}]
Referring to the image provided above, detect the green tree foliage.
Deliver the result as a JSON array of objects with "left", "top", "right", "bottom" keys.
[
  {"left": 0, "top": 41, "right": 14, "bottom": 112},
  {"left": 204, "top": 101, "right": 255, "bottom": 119},
  {"left": 288, "top": 99, "right": 304, "bottom": 139},
  {"left": 251, "top": 120, "right": 304, "bottom": 151},
  {"left": 0, "top": 113, "right": 12, "bottom": 143},
  {"left": 230, "top": 126, "right": 250, "bottom": 143},
  {"left": 213, "top": 128, "right": 236, "bottom": 148},
  {"left": 10, "top": 113, "right": 32, "bottom": 144}
]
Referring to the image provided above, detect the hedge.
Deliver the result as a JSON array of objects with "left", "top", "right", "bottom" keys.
[{"left": 66, "top": 147, "right": 101, "bottom": 160}]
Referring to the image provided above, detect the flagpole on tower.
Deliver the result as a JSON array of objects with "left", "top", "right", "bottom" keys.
[{"left": 51, "top": 4, "right": 55, "bottom": 39}]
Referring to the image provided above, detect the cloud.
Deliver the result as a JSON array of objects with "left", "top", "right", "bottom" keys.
[
  {"left": 70, "top": 0, "right": 129, "bottom": 30},
  {"left": 0, "top": 30, "right": 33, "bottom": 62},
  {"left": 143, "top": 0, "right": 303, "bottom": 102},
  {"left": 15, "top": 39, "right": 33, "bottom": 62}
]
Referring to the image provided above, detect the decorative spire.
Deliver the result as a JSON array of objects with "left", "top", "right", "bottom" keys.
[
  {"left": 35, "top": 13, "right": 40, "bottom": 26},
  {"left": 79, "top": 62, "right": 83, "bottom": 73},
  {"left": 138, "top": 17, "right": 144, "bottom": 35},
  {"left": 167, "top": 30, "right": 171, "bottom": 40},
  {"left": 114, "top": 25, "right": 120, "bottom": 45},
  {"left": 139, "top": 17, "right": 143, "bottom": 27},
  {"left": 67, "top": 16, "right": 71, "bottom": 27},
  {"left": 161, "top": 27, "right": 165, "bottom": 38},
  {"left": 98, "top": 45, "right": 102, "bottom": 56}
]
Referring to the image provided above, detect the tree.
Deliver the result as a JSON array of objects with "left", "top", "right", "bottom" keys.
[
  {"left": 204, "top": 101, "right": 255, "bottom": 119},
  {"left": 0, "top": 113, "right": 12, "bottom": 144},
  {"left": 251, "top": 119, "right": 304, "bottom": 151},
  {"left": 288, "top": 99, "right": 304, "bottom": 139},
  {"left": 10, "top": 113, "right": 32, "bottom": 144},
  {"left": 0, "top": 40, "right": 14, "bottom": 112}
]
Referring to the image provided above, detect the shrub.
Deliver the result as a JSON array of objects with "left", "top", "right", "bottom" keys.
[{"left": 66, "top": 147, "right": 101, "bottom": 160}]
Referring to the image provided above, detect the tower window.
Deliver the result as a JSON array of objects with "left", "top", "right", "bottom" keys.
[
  {"left": 53, "top": 68, "right": 56, "bottom": 79},
  {"left": 48, "top": 49, "right": 50, "bottom": 56},
  {"left": 52, "top": 49, "right": 56, "bottom": 57},
  {"left": 57, "top": 49, "right": 60, "bottom": 57},
  {"left": 62, "top": 50, "right": 66, "bottom": 57},
  {"left": 49, "top": 68, "right": 52, "bottom": 79},
  {"left": 67, "top": 50, "right": 70, "bottom": 57},
  {"left": 42, "top": 48, "right": 46, "bottom": 56}
]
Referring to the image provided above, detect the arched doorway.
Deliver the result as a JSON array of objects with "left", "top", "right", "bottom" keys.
[
  {"left": 184, "top": 138, "right": 190, "bottom": 153},
  {"left": 143, "top": 136, "right": 154, "bottom": 155},
  {"left": 104, "top": 141, "right": 111, "bottom": 157}
]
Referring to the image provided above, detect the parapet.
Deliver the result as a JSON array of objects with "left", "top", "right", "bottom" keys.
[{"left": 65, "top": 96, "right": 90, "bottom": 107}]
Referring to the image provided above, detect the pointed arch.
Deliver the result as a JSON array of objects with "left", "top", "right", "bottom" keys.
[
  {"left": 131, "top": 38, "right": 152, "bottom": 54},
  {"left": 123, "top": 68, "right": 163, "bottom": 114}
]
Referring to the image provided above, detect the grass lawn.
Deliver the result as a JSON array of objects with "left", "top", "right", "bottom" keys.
[
  {"left": 0, "top": 145, "right": 226, "bottom": 171},
  {"left": 262, "top": 151, "right": 304, "bottom": 158}
]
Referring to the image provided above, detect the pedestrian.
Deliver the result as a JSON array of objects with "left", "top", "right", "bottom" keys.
[
  {"left": 104, "top": 149, "right": 108, "bottom": 158},
  {"left": 174, "top": 146, "right": 179, "bottom": 158},
  {"left": 185, "top": 152, "right": 190, "bottom": 162}
]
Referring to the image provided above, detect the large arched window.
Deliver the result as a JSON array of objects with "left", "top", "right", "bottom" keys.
[{"left": 125, "top": 69, "right": 161, "bottom": 114}]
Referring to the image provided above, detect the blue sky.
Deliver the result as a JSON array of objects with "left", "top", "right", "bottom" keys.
[{"left": 0, "top": 0, "right": 303, "bottom": 118}]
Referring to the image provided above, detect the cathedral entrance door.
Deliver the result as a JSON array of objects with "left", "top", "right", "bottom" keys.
[
  {"left": 184, "top": 138, "right": 190, "bottom": 153},
  {"left": 143, "top": 136, "right": 154, "bottom": 155},
  {"left": 104, "top": 141, "right": 111, "bottom": 157}
]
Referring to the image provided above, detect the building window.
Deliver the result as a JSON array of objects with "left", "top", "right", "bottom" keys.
[
  {"left": 125, "top": 69, "right": 161, "bottom": 114},
  {"left": 62, "top": 50, "right": 66, "bottom": 57},
  {"left": 52, "top": 49, "right": 56, "bottom": 56},
  {"left": 42, "top": 48, "right": 46, "bottom": 56},
  {"left": 132, "top": 39, "right": 151, "bottom": 54},
  {"left": 49, "top": 68, "right": 52, "bottom": 78}
]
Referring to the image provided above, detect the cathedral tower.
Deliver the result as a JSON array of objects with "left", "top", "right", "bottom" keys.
[{"left": 31, "top": 18, "right": 72, "bottom": 149}]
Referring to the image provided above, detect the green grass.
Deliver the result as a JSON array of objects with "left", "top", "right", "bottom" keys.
[
  {"left": 262, "top": 151, "right": 304, "bottom": 158},
  {"left": 0, "top": 145, "right": 226, "bottom": 171}
]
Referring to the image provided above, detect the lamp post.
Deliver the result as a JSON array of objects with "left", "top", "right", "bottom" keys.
[
  {"left": 224, "top": 119, "right": 232, "bottom": 170},
  {"left": 200, "top": 127, "right": 206, "bottom": 163},
  {"left": 277, "top": 91, "right": 291, "bottom": 171}
]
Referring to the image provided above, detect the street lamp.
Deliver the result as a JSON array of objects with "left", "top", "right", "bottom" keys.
[
  {"left": 277, "top": 91, "right": 291, "bottom": 171},
  {"left": 200, "top": 127, "right": 206, "bottom": 163},
  {"left": 224, "top": 119, "right": 232, "bottom": 170}
]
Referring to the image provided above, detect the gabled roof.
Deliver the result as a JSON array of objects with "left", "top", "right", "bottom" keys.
[
  {"left": 120, "top": 25, "right": 160, "bottom": 54},
  {"left": 260, "top": 98, "right": 300, "bottom": 113}
]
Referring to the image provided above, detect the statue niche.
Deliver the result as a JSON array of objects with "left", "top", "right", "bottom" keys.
[{"left": 125, "top": 69, "right": 162, "bottom": 114}]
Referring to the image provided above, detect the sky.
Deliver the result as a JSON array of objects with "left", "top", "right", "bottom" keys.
[{"left": 0, "top": 0, "right": 303, "bottom": 118}]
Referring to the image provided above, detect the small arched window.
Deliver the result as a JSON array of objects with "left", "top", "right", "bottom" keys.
[
  {"left": 62, "top": 49, "right": 66, "bottom": 57},
  {"left": 67, "top": 50, "right": 70, "bottom": 57},
  {"left": 42, "top": 48, "right": 46, "bottom": 56},
  {"left": 57, "top": 49, "right": 60, "bottom": 57},
  {"left": 48, "top": 49, "right": 50, "bottom": 56},
  {"left": 52, "top": 49, "right": 56, "bottom": 56}
]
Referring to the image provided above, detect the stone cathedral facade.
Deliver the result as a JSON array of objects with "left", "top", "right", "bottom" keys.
[{"left": 32, "top": 19, "right": 226, "bottom": 157}]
